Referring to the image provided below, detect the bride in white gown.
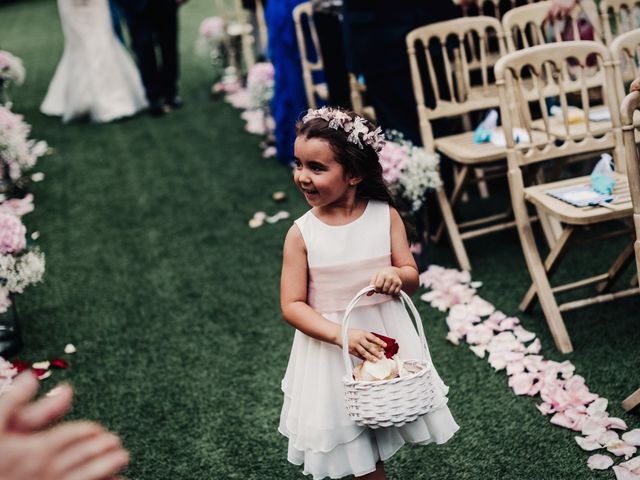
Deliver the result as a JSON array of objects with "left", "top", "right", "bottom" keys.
[{"left": 41, "top": 0, "right": 148, "bottom": 123}]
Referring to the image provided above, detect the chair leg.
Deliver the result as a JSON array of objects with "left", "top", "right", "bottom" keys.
[
  {"left": 436, "top": 186, "right": 471, "bottom": 271},
  {"left": 517, "top": 219, "right": 574, "bottom": 353},
  {"left": 596, "top": 242, "right": 636, "bottom": 293},
  {"left": 433, "top": 166, "right": 470, "bottom": 244},
  {"left": 520, "top": 226, "right": 574, "bottom": 312},
  {"left": 474, "top": 168, "right": 490, "bottom": 199},
  {"left": 622, "top": 387, "right": 640, "bottom": 412},
  {"left": 536, "top": 207, "right": 564, "bottom": 249}
]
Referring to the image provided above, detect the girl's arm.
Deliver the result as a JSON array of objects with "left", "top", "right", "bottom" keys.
[
  {"left": 370, "top": 207, "right": 420, "bottom": 295},
  {"left": 281, "top": 225, "right": 385, "bottom": 362}
]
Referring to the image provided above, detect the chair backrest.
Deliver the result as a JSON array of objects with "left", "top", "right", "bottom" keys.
[
  {"left": 600, "top": 0, "right": 640, "bottom": 45},
  {"left": 620, "top": 90, "right": 640, "bottom": 276},
  {"left": 459, "top": 0, "right": 544, "bottom": 19},
  {"left": 495, "top": 41, "right": 623, "bottom": 168},
  {"left": 502, "top": 0, "right": 603, "bottom": 52},
  {"left": 406, "top": 16, "right": 506, "bottom": 152},
  {"left": 292, "top": 1, "right": 324, "bottom": 109},
  {"left": 609, "top": 28, "right": 640, "bottom": 109}
]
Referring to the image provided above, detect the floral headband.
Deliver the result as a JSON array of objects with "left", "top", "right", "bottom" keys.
[{"left": 302, "top": 107, "right": 386, "bottom": 153}]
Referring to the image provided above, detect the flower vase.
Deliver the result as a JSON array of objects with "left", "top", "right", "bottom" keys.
[{"left": 0, "top": 298, "right": 22, "bottom": 358}]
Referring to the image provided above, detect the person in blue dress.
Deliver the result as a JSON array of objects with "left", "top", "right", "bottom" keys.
[{"left": 265, "top": 0, "right": 310, "bottom": 165}]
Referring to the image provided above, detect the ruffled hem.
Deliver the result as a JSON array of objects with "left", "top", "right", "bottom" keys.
[{"left": 280, "top": 404, "right": 459, "bottom": 480}]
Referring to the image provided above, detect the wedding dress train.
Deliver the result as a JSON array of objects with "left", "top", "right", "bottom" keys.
[{"left": 41, "top": 0, "right": 147, "bottom": 123}]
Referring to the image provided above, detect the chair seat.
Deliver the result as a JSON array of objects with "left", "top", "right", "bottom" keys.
[
  {"left": 524, "top": 173, "right": 632, "bottom": 225},
  {"left": 435, "top": 128, "right": 549, "bottom": 164}
]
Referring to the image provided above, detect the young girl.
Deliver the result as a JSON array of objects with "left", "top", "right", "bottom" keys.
[{"left": 279, "top": 107, "right": 459, "bottom": 480}]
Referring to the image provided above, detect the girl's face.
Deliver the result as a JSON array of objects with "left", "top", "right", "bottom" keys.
[{"left": 293, "top": 136, "right": 359, "bottom": 208}]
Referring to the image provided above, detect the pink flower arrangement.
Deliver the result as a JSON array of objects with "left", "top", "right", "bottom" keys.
[
  {"left": 247, "top": 62, "right": 274, "bottom": 109},
  {"left": 247, "top": 62, "right": 274, "bottom": 88},
  {"left": 379, "top": 141, "right": 410, "bottom": 184},
  {"left": 0, "top": 50, "right": 25, "bottom": 86},
  {"left": 199, "top": 17, "right": 225, "bottom": 41},
  {"left": 0, "top": 194, "right": 34, "bottom": 217},
  {"left": 0, "top": 105, "right": 48, "bottom": 181},
  {"left": 0, "top": 212, "right": 26, "bottom": 255}
]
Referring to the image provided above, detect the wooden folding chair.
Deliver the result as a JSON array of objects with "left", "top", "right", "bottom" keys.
[
  {"left": 292, "top": 2, "right": 329, "bottom": 109},
  {"left": 495, "top": 40, "right": 639, "bottom": 353},
  {"left": 611, "top": 28, "right": 640, "bottom": 109},
  {"left": 502, "top": 0, "right": 603, "bottom": 53},
  {"left": 214, "top": 0, "right": 256, "bottom": 75},
  {"left": 457, "top": 0, "right": 536, "bottom": 20},
  {"left": 620, "top": 90, "right": 640, "bottom": 411},
  {"left": 406, "top": 16, "right": 544, "bottom": 271},
  {"left": 600, "top": 0, "right": 640, "bottom": 45}
]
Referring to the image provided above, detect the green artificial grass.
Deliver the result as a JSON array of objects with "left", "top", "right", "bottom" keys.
[{"left": 0, "top": 1, "right": 638, "bottom": 478}]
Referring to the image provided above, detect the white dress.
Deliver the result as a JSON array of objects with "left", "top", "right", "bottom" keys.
[
  {"left": 279, "top": 200, "right": 459, "bottom": 480},
  {"left": 41, "top": 0, "right": 147, "bottom": 123}
]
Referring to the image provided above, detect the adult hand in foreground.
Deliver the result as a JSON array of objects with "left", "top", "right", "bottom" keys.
[
  {"left": 630, "top": 77, "right": 640, "bottom": 92},
  {"left": 0, "top": 372, "right": 129, "bottom": 480}
]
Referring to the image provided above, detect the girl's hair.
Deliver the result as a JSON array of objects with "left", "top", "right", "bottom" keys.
[
  {"left": 295, "top": 109, "right": 417, "bottom": 241},
  {"left": 295, "top": 109, "right": 397, "bottom": 209}
]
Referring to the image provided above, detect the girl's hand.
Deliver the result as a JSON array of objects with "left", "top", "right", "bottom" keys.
[
  {"left": 344, "top": 329, "right": 387, "bottom": 362},
  {"left": 370, "top": 267, "right": 402, "bottom": 295}
]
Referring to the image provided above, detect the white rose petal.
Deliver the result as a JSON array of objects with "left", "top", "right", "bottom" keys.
[
  {"left": 587, "top": 454, "right": 614, "bottom": 470},
  {"left": 32, "top": 361, "right": 50, "bottom": 370},
  {"left": 622, "top": 430, "right": 640, "bottom": 447},
  {"left": 64, "top": 343, "right": 76, "bottom": 354}
]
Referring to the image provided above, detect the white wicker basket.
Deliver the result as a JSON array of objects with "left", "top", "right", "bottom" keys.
[{"left": 341, "top": 286, "right": 438, "bottom": 428}]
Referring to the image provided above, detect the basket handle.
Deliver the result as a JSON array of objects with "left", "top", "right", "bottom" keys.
[{"left": 340, "top": 285, "right": 429, "bottom": 377}]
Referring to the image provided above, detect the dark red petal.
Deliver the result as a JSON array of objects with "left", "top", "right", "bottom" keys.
[
  {"left": 12, "top": 360, "right": 29, "bottom": 373},
  {"left": 372, "top": 332, "right": 400, "bottom": 358},
  {"left": 31, "top": 368, "right": 46, "bottom": 378},
  {"left": 51, "top": 358, "right": 69, "bottom": 369}
]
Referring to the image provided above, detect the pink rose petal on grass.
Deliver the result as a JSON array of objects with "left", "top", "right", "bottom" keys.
[
  {"left": 613, "top": 465, "right": 640, "bottom": 480},
  {"left": 607, "top": 440, "right": 637, "bottom": 459},
  {"left": 576, "top": 435, "right": 603, "bottom": 451},
  {"left": 619, "top": 456, "right": 640, "bottom": 473},
  {"left": 587, "top": 454, "right": 614, "bottom": 470},
  {"left": 608, "top": 417, "right": 629, "bottom": 431},
  {"left": 467, "top": 296, "right": 495, "bottom": 317},
  {"left": 537, "top": 402, "right": 555, "bottom": 415},
  {"left": 526, "top": 338, "right": 541, "bottom": 354},
  {"left": 622, "top": 430, "right": 640, "bottom": 446}
]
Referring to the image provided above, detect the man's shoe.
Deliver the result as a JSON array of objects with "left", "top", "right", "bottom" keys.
[
  {"left": 165, "top": 96, "right": 183, "bottom": 110},
  {"left": 149, "top": 100, "right": 166, "bottom": 117}
]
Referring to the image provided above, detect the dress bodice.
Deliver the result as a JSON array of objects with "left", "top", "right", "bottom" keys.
[{"left": 294, "top": 200, "right": 392, "bottom": 312}]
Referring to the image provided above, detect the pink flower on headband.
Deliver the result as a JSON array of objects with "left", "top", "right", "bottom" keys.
[{"left": 302, "top": 107, "right": 386, "bottom": 153}]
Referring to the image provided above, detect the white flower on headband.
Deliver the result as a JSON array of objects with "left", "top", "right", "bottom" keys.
[{"left": 302, "top": 107, "right": 386, "bottom": 153}]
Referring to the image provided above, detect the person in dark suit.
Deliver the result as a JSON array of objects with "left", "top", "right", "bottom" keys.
[{"left": 116, "top": 0, "right": 188, "bottom": 116}]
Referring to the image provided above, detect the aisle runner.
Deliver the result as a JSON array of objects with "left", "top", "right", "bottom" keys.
[{"left": 419, "top": 266, "right": 640, "bottom": 478}]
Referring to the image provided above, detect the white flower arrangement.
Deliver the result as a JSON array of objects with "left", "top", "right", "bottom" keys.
[
  {"left": 0, "top": 105, "right": 48, "bottom": 185},
  {"left": 0, "top": 50, "right": 25, "bottom": 87},
  {"left": 0, "top": 247, "right": 45, "bottom": 315},
  {"left": 0, "top": 50, "right": 25, "bottom": 107},
  {"left": 379, "top": 131, "right": 442, "bottom": 212},
  {"left": 196, "top": 17, "right": 227, "bottom": 84}
]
